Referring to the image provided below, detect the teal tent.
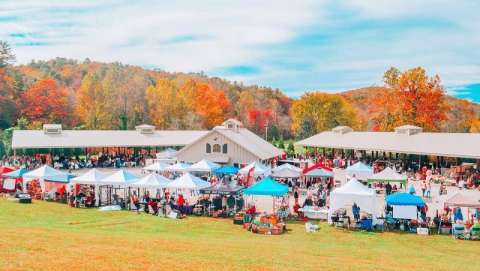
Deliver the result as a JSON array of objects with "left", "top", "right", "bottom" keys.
[
  {"left": 243, "top": 177, "right": 288, "bottom": 197},
  {"left": 214, "top": 165, "right": 239, "bottom": 175},
  {"left": 386, "top": 192, "right": 425, "bottom": 207}
]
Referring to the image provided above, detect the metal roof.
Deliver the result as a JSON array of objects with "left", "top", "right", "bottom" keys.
[
  {"left": 12, "top": 129, "right": 208, "bottom": 149},
  {"left": 296, "top": 127, "right": 480, "bottom": 159}
]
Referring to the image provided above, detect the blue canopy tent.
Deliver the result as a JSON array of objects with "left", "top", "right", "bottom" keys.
[
  {"left": 243, "top": 177, "right": 289, "bottom": 214},
  {"left": 214, "top": 165, "right": 239, "bottom": 175},
  {"left": 385, "top": 192, "right": 425, "bottom": 220},
  {"left": 385, "top": 192, "right": 425, "bottom": 207},
  {"left": 243, "top": 177, "right": 288, "bottom": 197}
]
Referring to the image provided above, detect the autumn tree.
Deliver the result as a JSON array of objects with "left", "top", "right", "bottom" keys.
[
  {"left": 21, "top": 77, "right": 71, "bottom": 128},
  {"left": 146, "top": 78, "right": 189, "bottom": 129},
  {"left": 291, "top": 92, "right": 359, "bottom": 135},
  {"left": 471, "top": 118, "right": 480, "bottom": 133},
  {"left": 75, "top": 72, "right": 110, "bottom": 129},
  {"left": 194, "top": 83, "right": 230, "bottom": 129},
  {"left": 370, "top": 67, "right": 448, "bottom": 131}
]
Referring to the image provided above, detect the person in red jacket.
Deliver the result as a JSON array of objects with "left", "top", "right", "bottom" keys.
[{"left": 177, "top": 194, "right": 186, "bottom": 214}]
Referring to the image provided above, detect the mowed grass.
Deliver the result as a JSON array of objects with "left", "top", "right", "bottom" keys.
[{"left": 0, "top": 199, "right": 477, "bottom": 271}]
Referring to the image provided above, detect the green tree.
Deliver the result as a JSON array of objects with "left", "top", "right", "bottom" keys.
[
  {"left": 278, "top": 137, "right": 285, "bottom": 149},
  {"left": 296, "top": 118, "right": 316, "bottom": 140},
  {"left": 0, "top": 41, "right": 15, "bottom": 68},
  {"left": 287, "top": 141, "right": 295, "bottom": 155}
]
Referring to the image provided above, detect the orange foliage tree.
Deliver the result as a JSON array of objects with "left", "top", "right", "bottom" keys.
[
  {"left": 21, "top": 77, "right": 71, "bottom": 128},
  {"left": 471, "top": 118, "right": 480, "bottom": 133},
  {"left": 370, "top": 67, "right": 448, "bottom": 131},
  {"left": 194, "top": 83, "right": 230, "bottom": 129}
]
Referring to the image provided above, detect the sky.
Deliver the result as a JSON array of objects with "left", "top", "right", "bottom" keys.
[{"left": 0, "top": 0, "right": 479, "bottom": 100}]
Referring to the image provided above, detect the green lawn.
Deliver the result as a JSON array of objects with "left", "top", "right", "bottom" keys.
[{"left": 0, "top": 199, "right": 477, "bottom": 271}]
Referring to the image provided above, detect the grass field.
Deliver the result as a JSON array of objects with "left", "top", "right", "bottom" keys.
[{"left": 0, "top": 199, "right": 477, "bottom": 271}]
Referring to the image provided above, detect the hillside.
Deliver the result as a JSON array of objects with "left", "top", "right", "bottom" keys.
[
  {"left": 1, "top": 58, "right": 478, "bottom": 142},
  {"left": 0, "top": 58, "right": 292, "bottom": 139}
]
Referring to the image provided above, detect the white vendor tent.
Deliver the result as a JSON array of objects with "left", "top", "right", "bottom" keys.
[
  {"left": 156, "top": 148, "right": 178, "bottom": 159},
  {"left": 329, "top": 178, "right": 377, "bottom": 221},
  {"left": 367, "top": 167, "right": 407, "bottom": 185},
  {"left": 130, "top": 173, "right": 171, "bottom": 188},
  {"left": 22, "top": 165, "right": 73, "bottom": 191},
  {"left": 167, "top": 173, "right": 210, "bottom": 190},
  {"left": 239, "top": 161, "right": 271, "bottom": 177},
  {"left": 188, "top": 159, "right": 220, "bottom": 173},
  {"left": 70, "top": 169, "right": 108, "bottom": 185},
  {"left": 345, "top": 162, "right": 373, "bottom": 180},
  {"left": 165, "top": 162, "right": 190, "bottom": 172},
  {"left": 99, "top": 170, "right": 139, "bottom": 186},
  {"left": 143, "top": 162, "right": 169, "bottom": 172},
  {"left": 271, "top": 163, "right": 302, "bottom": 179}
]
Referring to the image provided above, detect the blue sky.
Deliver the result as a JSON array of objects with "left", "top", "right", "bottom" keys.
[{"left": 0, "top": 0, "right": 479, "bottom": 101}]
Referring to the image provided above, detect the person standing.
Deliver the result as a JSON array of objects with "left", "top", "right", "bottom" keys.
[
  {"left": 294, "top": 187, "right": 299, "bottom": 205},
  {"left": 421, "top": 180, "right": 427, "bottom": 197},
  {"left": 385, "top": 182, "right": 392, "bottom": 195}
]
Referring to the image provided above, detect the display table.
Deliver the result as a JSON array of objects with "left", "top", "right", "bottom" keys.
[{"left": 299, "top": 206, "right": 328, "bottom": 220}]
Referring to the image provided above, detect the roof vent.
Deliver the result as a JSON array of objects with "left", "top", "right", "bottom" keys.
[
  {"left": 43, "top": 124, "right": 62, "bottom": 134},
  {"left": 135, "top": 124, "right": 155, "bottom": 134},
  {"left": 394, "top": 125, "right": 423, "bottom": 136},
  {"left": 332, "top": 126, "right": 353, "bottom": 134}
]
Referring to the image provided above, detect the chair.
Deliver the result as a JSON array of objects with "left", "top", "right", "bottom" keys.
[
  {"left": 452, "top": 224, "right": 465, "bottom": 239},
  {"left": 305, "top": 222, "right": 319, "bottom": 233}
]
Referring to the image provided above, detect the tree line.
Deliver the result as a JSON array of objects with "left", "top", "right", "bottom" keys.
[{"left": 0, "top": 41, "right": 479, "bottom": 156}]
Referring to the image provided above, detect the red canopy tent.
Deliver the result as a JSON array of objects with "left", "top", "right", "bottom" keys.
[
  {"left": 0, "top": 166, "right": 15, "bottom": 192},
  {"left": 303, "top": 163, "right": 332, "bottom": 174}
]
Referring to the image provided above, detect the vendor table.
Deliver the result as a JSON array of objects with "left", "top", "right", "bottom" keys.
[{"left": 299, "top": 206, "right": 329, "bottom": 220}]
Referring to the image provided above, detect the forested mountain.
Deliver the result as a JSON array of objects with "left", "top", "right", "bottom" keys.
[
  {"left": 1, "top": 45, "right": 480, "bottom": 158},
  {"left": 0, "top": 58, "right": 292, "bottom": 140}
]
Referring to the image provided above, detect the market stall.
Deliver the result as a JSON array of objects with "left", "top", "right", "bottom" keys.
[
  {"left": 368, "top": 167, "right": 407, "bottom": 187},
  {"left": 329, "top": 178, "right": 377, "bottom": 224},
  {"left": 345, "top": 162, "right": 373, "bottom": 181},
  {"left": 0, "top": 166, "right": 16, "bottom": 192},
  {"left": 271, "top": 163, "right": 302, "bottom": 179},
  {"left": 70, "top": 169, "right": 108, "bottom": 207},
  {"left": 242, "top": 177, "right": 289, "bottom": 235},
  {"left": 143, "top": 162, "right": 169, "bottom": 172},
  {"left": 97, "top": 169, "right": 139, "bottom": 207},
  {"left": 385, "top": 192, "right": 424, "bottom": 219},
  {"left": 188, "top": 159, "right": 220, "bottom": 174},
  {"left": 165, "top": 162, "right": 191, "bottom": 173},
  {"left": 214, "top": 165, "right": 239, "bottom": 175},
  {"left": 239, "top": 161, "right": 271, "bottom": 177},
  {"left": 23, "top": 165, "right": 74, "bottom": 199}
]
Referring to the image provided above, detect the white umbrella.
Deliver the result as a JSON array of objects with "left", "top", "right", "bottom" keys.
[
  {"left": 70, "top": 169, "right": 108, "bottom": 185},
  {"left": 167, "top": 173, "right": 210, "bottom": 190},
  {"left": 188, "top": 159, "right": 220, "bottom": 173},
  {"left": 99, "top": 170, "right": 139, "bottom": 186},
  {"left": 165, "top": 162, "right": 190, "bottom": 172},
  {"left": 143, "top": 162, "right": 169, "bottom": 172},
  {"left": 130, "top": 173, "right": 171, "bottom": 188}
]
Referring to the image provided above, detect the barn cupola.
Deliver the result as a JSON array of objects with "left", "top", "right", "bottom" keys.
[{"left": 222, "top": 119, "right": 242, "bottom": 132}]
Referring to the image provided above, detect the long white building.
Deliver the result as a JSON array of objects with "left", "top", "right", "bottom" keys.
[{"left": 296, "top": 125, "right": 480, "bottom": 159}]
